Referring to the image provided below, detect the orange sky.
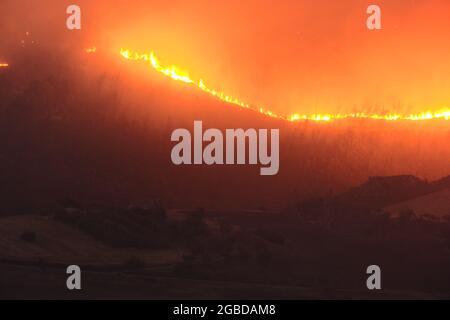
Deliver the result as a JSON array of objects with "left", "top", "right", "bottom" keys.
[{"left": 2, "top": 0, "right": 450, "bottom": 116}]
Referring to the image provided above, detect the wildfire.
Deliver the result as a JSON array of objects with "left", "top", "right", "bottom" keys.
[
  {"left": 119, "top": 48, "right": 450, "bottom": 122},
  {"left": 0, "top": 63, "right": 8, "bottom": 68}
]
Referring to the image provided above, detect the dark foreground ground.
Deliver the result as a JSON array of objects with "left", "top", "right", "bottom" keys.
[
  {"left": 1, "top": 176, "right": 449, "bottom": 300},
  {"left": 0, "top": 263, "right": 437, "bottom": 300}
]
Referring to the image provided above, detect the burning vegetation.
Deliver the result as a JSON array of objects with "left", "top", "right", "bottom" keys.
[{"left": 119, "top": 48, "right": 450, "bottom": 123}]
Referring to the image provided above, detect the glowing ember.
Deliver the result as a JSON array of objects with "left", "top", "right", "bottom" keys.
[
  {"left": 120, "top": 48, "right": 450, "bottom": 122},
  {"left": 86, "top": 47, "right": 97, "bottom": 54}
]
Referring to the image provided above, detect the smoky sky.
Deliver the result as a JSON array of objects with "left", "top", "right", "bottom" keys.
[{"left": 1, "top": 0, "right": 450, "bottom": 115}]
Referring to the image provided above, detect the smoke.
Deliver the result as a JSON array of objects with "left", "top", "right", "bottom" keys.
[{"left": 1, "top": 0, "right": 450, "bottom": 116}]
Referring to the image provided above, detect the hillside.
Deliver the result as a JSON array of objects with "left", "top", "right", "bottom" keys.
[
  {"left": 385, "top": 188, "right": 450, "bottom": 218},
  {"left": 0, "top": 47, "right": 449, "bottom": 211}
]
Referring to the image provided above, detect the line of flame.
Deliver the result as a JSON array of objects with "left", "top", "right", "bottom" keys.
[
  {"left": 0, "top": 63, "right": 9, "bottom": 68},
  {"left": 119, "top": 48, "right": 450, "bottom": 122}
]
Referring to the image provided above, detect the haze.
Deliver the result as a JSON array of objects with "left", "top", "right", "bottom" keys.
[{"left": 1, "top": 0, "right": 450, "bottom": 116}]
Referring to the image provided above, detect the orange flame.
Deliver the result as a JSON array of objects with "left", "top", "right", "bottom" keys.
[
  {"left": 86, "top": 47, "right": 97, "bottom": 54},
  {"left": 120, "top": 48, "right": 450, "bottom": 122},
  {"left": 0, "top": 63, "right": 8, "bottom": 68}
]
